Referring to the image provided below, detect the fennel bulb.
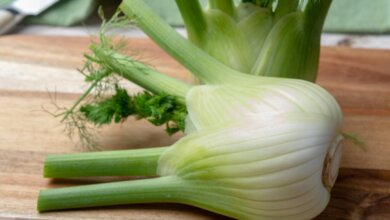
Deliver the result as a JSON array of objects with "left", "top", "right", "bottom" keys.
[{"left": 157, "top": 80, "right": 343, "bottom": 219}]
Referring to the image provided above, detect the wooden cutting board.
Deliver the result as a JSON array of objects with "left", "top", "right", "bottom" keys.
[{"left": 0, "top": 35, "right": 389, "bottom": 220}]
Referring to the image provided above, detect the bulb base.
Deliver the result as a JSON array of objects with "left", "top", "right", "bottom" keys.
[{"left": 322, "top": 135, "right": 344, "bottom": 190}]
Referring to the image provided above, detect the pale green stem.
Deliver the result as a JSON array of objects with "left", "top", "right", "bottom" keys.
[
  {"left": 37, "top": 176, "right": 241, "bottom": 217},
  {"left": 44, "top": 147, "right": 168, "bottom": 178},
  {"left": 91, "top": 44, "right": 191, "bottom": 104},
  {"left": 175, "top": 0, "right": 207, "bottom": 44},
  {"left": 209, "top": 0, "right": 236, "bottom": 18},
  {"left": 120, "top": 0, "right": 245, "bottom": 85},
  {"left": 38, "top": 176, "right": 183, "bottom": 212}
]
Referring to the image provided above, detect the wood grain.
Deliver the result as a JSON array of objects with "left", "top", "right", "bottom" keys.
[
  {"left": 316, "top": 169, "right": 390, "bottom": 220},
  {"left": 0, "top": 35, "right": 389, "bottom": 219}
]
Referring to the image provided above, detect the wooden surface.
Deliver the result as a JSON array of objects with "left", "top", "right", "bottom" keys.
[{"left": 0, "top": 35, "right": 389, "bottom": 219}]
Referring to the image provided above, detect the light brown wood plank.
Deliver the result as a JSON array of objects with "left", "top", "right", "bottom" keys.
[{"left": 318, "top": 47, "right": 390, "bottom": 112}]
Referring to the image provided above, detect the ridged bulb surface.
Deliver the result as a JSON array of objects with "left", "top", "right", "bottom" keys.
[{"left": 158, "top": 78, "right": 343, "bottom": 220}]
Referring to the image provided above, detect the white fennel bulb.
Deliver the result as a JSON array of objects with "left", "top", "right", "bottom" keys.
[{"left": 157, "top": 78, "right": 343, "bottom": 219}]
